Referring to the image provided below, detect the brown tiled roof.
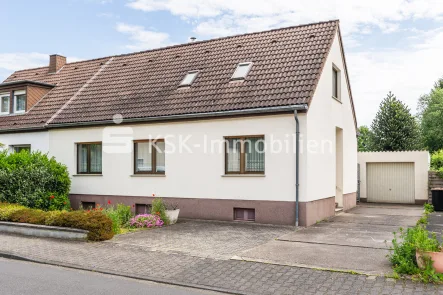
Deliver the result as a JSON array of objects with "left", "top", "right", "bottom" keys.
[{"left": 0, "top": 20, "right": 341, "bottom": 132}]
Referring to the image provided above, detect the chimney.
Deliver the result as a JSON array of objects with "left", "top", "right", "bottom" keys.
[
  {"left": 189, "top": 37, "right": 197, "bottom": 43},
  {"left": 49, "top": 54, "right": 66, "bottom": 73}
]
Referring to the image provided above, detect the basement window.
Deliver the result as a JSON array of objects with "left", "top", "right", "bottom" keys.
[
  {"left": 0, "top": 93, "right": 10, "bottom": 115},
  {"left": 81, "top": 202, "right": 96, "bottom": 210},
  {"left": 135, "top": 204, "right": 152, "bottom": 215},
  {"left": 180, "top": 70, "right": 199, "bottom": 86},
  {"left": 231, "top": 62, "right": 253, "bottom": 80},
  {"left": 234, "top": 208, "right": 255, "bottom": 222}
]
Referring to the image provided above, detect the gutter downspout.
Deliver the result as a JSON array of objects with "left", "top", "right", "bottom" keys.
[{"left": 294, "top": 110, "right": 300, "bottom": 227}]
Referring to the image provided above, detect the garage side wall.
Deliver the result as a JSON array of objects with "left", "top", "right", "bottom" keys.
[{"left": 358, "top": 151, "right": 429, "bottom": 204}]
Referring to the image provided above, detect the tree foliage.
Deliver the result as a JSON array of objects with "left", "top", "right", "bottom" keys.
[
  {"left": 370, "top": 92, "right": 421, "bottom": 151},
  {"left": 358, "top": 126, "right": 372, "bottom": 151},
  {"left": 421, "top": 88, "right": 443, "bottom": 153}
]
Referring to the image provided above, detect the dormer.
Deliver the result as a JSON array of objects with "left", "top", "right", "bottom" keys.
[{"left": 0, "top": 80, "right": 55, "bottom": 116}]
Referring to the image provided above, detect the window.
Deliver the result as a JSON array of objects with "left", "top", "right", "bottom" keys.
[
  {"left": 14, "top": 90, "right": 26, "bottom": 113},
  {"left": 0, "top": 93, "right": 9, "bottom": 115},
  {"left": 77, "top": 143, "right": 102, "bottom": 174},
  {"left": 135, "top": 204, "right": 152, "bottom": 215},
  {"left": 231, "top": 62, "right": 253, "bottom": 80},
  {"left": 225, "top": 136, "right": 265, "bottom": 174},
  {"left": 134, "top": 140, "right": 165, "bottom": 174},
  {"left": 180, "top": 70, "right": 199, "bottom": 86},
  {"left": 234, "top": 208, "right": 255, "bottom": 221},
  {"left": 81, "top": 202, "right": 96, "bottom": 210},
  {"left": 332, "top": 65, "right": 341, "bottom": 100},
  {"left": 12, "top": 145, "right": 31, "bottom": 153}
]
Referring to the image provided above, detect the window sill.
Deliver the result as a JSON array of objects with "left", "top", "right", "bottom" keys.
[
  {"left": 332, "top": 96, "right": 342, "bottom": 104},
  {"left": 131, "top": 174, "right": 166, "bottom": 177},
  {"left": 222, "top": 174, "right": 265, "bottom": 177},
  {"left": 73, "top": 174, "right": 103, "bottom": 177}
]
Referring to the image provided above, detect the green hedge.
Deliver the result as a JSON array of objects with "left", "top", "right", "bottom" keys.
[
  {"left": 0, "top": 151, "right": 71, "bottom": 210},
  {"left": 0, "top": 203, "right": 114, "bottom": 241}
]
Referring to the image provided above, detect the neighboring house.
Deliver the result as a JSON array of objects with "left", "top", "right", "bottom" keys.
[{"left": 0, "top": 20, "right": 357, "bottom": 226}]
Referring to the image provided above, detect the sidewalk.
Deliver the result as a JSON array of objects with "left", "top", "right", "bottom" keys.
[{"left": 0, "top": 233, "right": 441, "bottom": 295}]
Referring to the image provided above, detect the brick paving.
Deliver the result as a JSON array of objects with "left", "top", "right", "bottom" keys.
[{"left": 1, "top": 233, "right": 443, "bottom": 294}]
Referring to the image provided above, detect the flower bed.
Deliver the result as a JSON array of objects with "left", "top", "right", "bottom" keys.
[
  {"left": 0, "top": 203, "right": 114, "bottom": 241},
  {"left": 129, "top": 214, "right": 164, "bottom": 228}
]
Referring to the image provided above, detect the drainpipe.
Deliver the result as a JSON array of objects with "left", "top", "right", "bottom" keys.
[{"left": 294, "top": 110, "right": 300, "bottom": 227}]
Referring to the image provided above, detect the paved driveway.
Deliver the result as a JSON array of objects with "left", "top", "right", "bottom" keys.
[{"left": 237, "top": 203, "right": 423, "bottom": 275}]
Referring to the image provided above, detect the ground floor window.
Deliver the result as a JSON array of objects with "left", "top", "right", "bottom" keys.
[
  {"left": 11, "top": 145, "right": 31, "bottom": 153},
  {"left": 77, "top": 143, "right": 102, "bottom": 174},
  {"left": 225, "top": 136, "right": 265, "bottom": 174},
  {"left": 134, "top": 139, "right": 165, "bottom": 174}
]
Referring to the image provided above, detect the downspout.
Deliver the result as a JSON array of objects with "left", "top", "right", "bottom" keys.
[{"left": 294, "top": 110, "right": 300, "bottom": 227}]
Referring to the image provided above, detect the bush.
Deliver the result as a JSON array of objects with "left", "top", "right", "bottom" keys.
[
  {"left": 151, "top": 198, "right": 169, "bottom": 225},
  {"left": 431, "top": 150, "right": 443, "bottom": 178},
  {"left": 129, "top": 214, "right": 164, "bottom": 228},
  {"left": 389, "top": 204, "right": 443, "bottom": 283},
  {"left": 0, "top": 203, "right": 114, "bottom": 241},
  {"left": 0, "top": 151, "right": 71, "bottom": 211},
  {"left": 100, "top": 203, "right": 132, "bottom": 234}
]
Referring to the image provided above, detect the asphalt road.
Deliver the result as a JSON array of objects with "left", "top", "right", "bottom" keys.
[{"left": 0, "top": 258, "right": 224, "bottom": 295}]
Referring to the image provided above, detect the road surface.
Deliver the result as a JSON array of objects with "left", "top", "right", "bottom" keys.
[{"left": 0, "top": 257, "right": 224, "bottom": 295}]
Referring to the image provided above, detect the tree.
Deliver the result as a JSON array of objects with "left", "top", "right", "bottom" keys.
[
  {"left": 417, "top": 76, "right": 443, "bottom": 120},
  {"left": 421, "top": 88, "right": 443, "bottom": 153},
  {"left": 357, "top": 126, "right": 372, "bottom": 151},
  {"left": 370, "top": 92, "right": 421, "bottom": 151}
]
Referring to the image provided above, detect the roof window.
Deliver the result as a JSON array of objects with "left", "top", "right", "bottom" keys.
[
  {"left": 180, "top": 70, "right": 199, "bottom": 86},
  {"left": 231, "top": 62, "right": 252, "bottom": 80}
]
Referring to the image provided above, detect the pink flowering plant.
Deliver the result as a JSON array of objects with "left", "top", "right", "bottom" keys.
[{"left": 129, "top": 214, "right": 164, "bottom": 228}]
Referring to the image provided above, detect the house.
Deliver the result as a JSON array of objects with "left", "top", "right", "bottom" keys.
[{"left": 0, "top": 20, "right": 357, "bottom": 226}]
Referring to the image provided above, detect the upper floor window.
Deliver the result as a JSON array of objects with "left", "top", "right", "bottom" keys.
[
  {"left": 77, "top": 143, "right": 102, "bottom": 174},
  {"left": 134, "top": 139, "right": 165, "bottom": 174},
  {"left": 14, "top": 90, "right": 26, "bottom": 113},
  {"left": 231, "top": 62, "right": 253, "bottom": 80},
  {"left": 180, "top": 71, "right": 199, "bottom": 86},
  {"left": 0, "top": 93, "right": 9, "bottom": 115},
  {"left": 332, "top": 65, "right": 341, "bottom": 101},
  {"left": 225, "top": 136, "right": 265, "bottom": 174}
]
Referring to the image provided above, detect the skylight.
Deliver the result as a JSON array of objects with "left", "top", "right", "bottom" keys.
[
  {"left": 231, "top": 62, "right": 253, "bottom": 80},
  {"left": 180, "top": 70, "right": 199, "bottom": 86}
]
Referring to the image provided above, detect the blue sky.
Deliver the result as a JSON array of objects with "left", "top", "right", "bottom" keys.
[{"left": 2, "top": 0, "right": 443, "bottom": 126}]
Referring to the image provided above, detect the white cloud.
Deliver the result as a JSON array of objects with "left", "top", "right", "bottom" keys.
[
  {"left": 116, "top": 22, "right": 171, "bottom": 50},
  {"left": 348, "top": 28, "right": 443, "bottom": 126}
]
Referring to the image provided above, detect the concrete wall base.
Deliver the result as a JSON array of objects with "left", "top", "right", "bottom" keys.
[
  {"left": 343, "top": 192, "right": 357, "bottom": 211},
  {"left": 70, "top": 194, "right": 297, "bottom": 226},
  {"left": 298, "top": 197, "right": 335, "bottom": 226},
  {"left": 0, "top": 221, "right": 88, "bottom": 240}
]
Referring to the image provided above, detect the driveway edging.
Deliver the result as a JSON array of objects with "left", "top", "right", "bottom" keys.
[{"left": 0, "top": 251, "right": 244, "bottom": 295}]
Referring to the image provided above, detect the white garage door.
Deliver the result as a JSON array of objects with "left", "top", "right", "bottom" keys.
[{"left": 367, "top": 162, "right": 415, "bottom": 204}]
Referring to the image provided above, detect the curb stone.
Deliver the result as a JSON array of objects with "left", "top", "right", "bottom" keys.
[{"left": 0, "top": 251, "right": 242, "bottom": 295}]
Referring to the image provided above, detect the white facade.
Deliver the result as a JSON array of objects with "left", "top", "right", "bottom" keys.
[
  {"left": 304, "top": 31, "right": 358, "bottom": 204},
  {"left": 0, "top": 131, "right": 49, "bottom": 153}
]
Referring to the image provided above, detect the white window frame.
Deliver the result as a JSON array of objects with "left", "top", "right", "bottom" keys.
[
  {"left": 0, "top": 92, "right": 10, "bottom": 115},
  {"left": 14, "top": 90, "right": 26, "bottom": 114},
  {"left": 231, "top": 62, "right": 253, "bottom": 80},
  {"left": 180, "top": 70, "right": 199, "bottom": 86},
  {"left": 332, "top": 64, "right": 341, "bottom": 101},
  {"left": 10, "top": 145, "right": 31, "bottom": 153}
]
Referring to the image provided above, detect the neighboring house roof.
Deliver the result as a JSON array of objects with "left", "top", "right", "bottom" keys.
[{"left": 0, "top": 19, "right": 353, "bottom": 133}]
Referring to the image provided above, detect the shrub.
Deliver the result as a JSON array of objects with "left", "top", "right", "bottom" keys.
[
  {"left": 129, "top": 214, "right": 164, "bottom": 228},
  {"left": 431, "top": 150, "right": 443, "bottom": 178},
  {"left": 100, "top": 203, "right": 132, "bottom": 234},
  {"left": 0, "top": 203, "right": 114, "bottom": 241},
  {"left": 0, "top": 151, "right": 71, "bottom": 211},
  {"left": 151, "top": 198, "right": 169, "bottom": 225}
]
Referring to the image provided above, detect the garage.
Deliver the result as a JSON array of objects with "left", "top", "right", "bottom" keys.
[
  {"left": 358, "top": 151, "right": 429, "bottom": 205},
  {"left": 366, "top": 162, "right": 415, "bottom": 204}
]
